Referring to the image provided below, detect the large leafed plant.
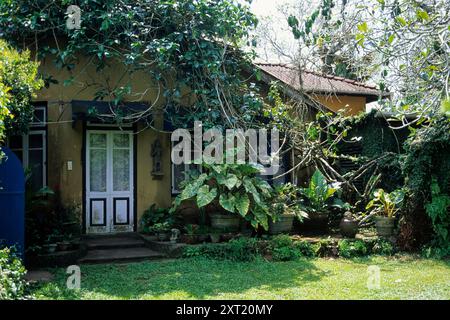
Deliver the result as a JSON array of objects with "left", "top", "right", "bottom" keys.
[{"left": 170, "top": 162, "right": 274, "bottom": 230}]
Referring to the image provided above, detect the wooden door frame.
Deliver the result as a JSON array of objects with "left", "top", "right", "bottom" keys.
[{"left": 82, "top": 123, "right": 137, "bottom": 234}]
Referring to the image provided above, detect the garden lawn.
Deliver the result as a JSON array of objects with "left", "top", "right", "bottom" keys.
[{"left": 31, "top": 255, "right": 450, "bottom": 300}]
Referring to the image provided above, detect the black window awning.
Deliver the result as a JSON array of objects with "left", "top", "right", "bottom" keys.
[{"left": 71, "top": 100, "right": 152, "bottom": 126}]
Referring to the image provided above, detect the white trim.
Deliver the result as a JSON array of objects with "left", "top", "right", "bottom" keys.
[
  {"left": 85, "top": 130, "right": 134, "bottom": 234},
  {"left": 9, "top": 130, "right": 47, "bottom": 188}
]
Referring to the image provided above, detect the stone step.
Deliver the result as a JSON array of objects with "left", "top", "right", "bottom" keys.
[
  {"left": 78, "top": 247, "right": 166, "bottom": 264},
  {"left": 85, "top": 237, "right": 146, "bottom": 250}
]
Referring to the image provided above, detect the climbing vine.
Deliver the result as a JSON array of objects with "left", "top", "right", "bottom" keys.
[{"left": 0, "top": 0, "right": 262, "bottom": 129}]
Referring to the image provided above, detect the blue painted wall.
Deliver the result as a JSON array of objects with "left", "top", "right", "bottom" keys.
[{"left": 0, "top": 147, "right": 25, "bottom": 258}]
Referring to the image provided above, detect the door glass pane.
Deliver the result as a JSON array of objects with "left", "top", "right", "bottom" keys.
[
  {"left": 113, "top": 149, "right": 130, "bottom": 191},
  {"left": 90, "top": 133, "right": 107, "bottom": 148},
  {"left": 113, "top": 134, "right": 129, "bottom": 148},
  {"left": 28, "top": 150, "right": 43, "bottom": 192},
  {"left": 90, "top": 149, "right": 107, "bottom": 192},
  {"left": 29, "top": 133, "right": 43, "bottom": 148}
]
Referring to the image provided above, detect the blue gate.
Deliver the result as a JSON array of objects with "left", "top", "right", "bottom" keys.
[{"left": 0, "top": 147, "right": 25, "bottom": 258}]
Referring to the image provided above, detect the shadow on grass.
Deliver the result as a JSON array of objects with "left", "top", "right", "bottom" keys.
[{"left": 31, "top": 257, "right": 328, "bottom": 300}]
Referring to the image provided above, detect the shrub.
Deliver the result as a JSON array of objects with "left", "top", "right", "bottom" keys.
[
  {"left": 269, "top": 235, "right": 308, "bottom": 261},
  {"left": 182, "top": 237, "right": 259, "bottom": 262},
  {"left": 338, "top": 239, "right": 368, "bottom": 258},
  {"left": 0, "top": 247, "right": 27, "bottom": 299},
  {"left": 140, "top": 204, "right": 175, "bottom": 234},
  {"left": 372, "top": 239, "right": 395, "bottom": 256}
]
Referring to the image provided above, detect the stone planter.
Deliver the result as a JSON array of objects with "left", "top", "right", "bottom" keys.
[
  {"left": 339, "top": 217, "right": 358, "bottom": 238},
  {"left": 268, "top": 214, "right": 295, "bottom": 235},
  {"left": 210, "top": 213, "right": 240, "bottom": 231},
  {"left": 375, "top": 216, "right": 395, "bottom": 237},
  {"left": 157, "top": 232, "right": 170, "bottom": 241}
]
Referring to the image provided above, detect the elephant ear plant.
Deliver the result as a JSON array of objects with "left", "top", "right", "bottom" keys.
[
  {"left": 170, "top": 162, "right": 274, "bottom": 230},
  {"left": 366, "top": 188, "right": 405, "bottom": 237},
  {"left": 299, "top": 169, "right": 347, "bottom": 214}
]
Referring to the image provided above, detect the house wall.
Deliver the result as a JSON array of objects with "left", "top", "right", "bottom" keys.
[
  {"left": 312, "top": 94, "right": 366, "bottom": 115},
  {"left": 34, "top": 56, "right": 175, "bottom": 229}
]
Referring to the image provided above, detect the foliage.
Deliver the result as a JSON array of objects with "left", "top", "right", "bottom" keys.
[
  {"left": 366, "top": 188, "right": 405, "bottom": 218},
  {"left": 182, "top": 237, "right": 259, "bottom": 262},
  {"left": 0, "top": 39, "right": 43, "bottom": 156},
  {"left": 424, "top": 178, "right": 450, "bottom": 256},
  {"left": 0, "top": 0, "right": 261, "bottom": 128},
  {"left": 268, "top": 235, "right": 314, "bottom": 261},
  {"left": 140, "top": 204, "right": 175, "bottom": 234},
  {"left": 372, "top": 239, "right": 395, "bottom": 256},
  {"left": 25, "top": 186, "right": 57, "bottom": 252},
  {"left": 298, "top": 169, "right": 347, "bottom": 214},
  {"left": 338, "top": 239, "right": 368, "bottom": 258},
  {"left": 270, "top": 183, "right": 308, "bottom": 222},
  {"left": 0, "top": 39, "right": 43, "bottom": 136},
  {"left": 171, "top": 162, "right": 274, "bottom": 230},
  {"left": 184, "top": 224, "right": 199, "bottom": 235},
  {"left": 0, "top": 246, "right": 27, "bottom": 300},
  {"left": 399, "top": 116, "right": 450, "bottom": 250},
  {"left": 150, "top": 222, "right": 172, "bottom": 233}
]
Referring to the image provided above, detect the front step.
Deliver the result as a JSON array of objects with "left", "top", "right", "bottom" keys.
[
  {"left": 78, "top": 247, "right": 165, "bottom": 264},
  {"left": 85, "top": 237, "right": 145, "bottom": 250},
  {"left": 79, "top": 233, "right": 167, "bottom": 264}
]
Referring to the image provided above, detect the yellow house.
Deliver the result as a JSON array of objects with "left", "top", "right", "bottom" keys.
[{"left": 10, "top": 58, "right": 382, "bottom": 235}]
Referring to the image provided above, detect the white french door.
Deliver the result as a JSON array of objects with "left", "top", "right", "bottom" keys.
[{"left": 86, "top": 130, "right": 134, "bottom": 234}]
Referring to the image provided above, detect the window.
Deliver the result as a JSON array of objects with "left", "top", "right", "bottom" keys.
[
  {"left": 171, "top": 141, "right": 200, "bottom": 194},
  {"left": 8, "top": 105, "right": 47, "bottom": 192}
]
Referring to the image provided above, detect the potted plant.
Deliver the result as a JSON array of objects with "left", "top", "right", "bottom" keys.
[
  {"left": 182, "top": 224, "right": 199, "bottom": 244},
  {"left": 42, "top": 235, "right": 58, "bottom": 254},
  {"left": 151, "top": 222, "right": 172, "bottom": 241},
  {"left": 339, "top": 211, "right": 359, "bottom": 238},
  {"left": 57, "top": 234, "right": 72, "bottom": 251},
  {"left": 269, "top": 183, "right": 308, "bottom": 234},
  {"left": 366, "top": 188, "right": 405, "bottom": 237},
  {"left": 298, "top": 169, "right": 348, "bottom": 233},
  {"left": 170, "top": 162, "right": 275, "bottom": 232}
]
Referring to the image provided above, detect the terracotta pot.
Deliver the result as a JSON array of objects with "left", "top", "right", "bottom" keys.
[
  {"left": 339, "top": 217, "right": 358, "bottom": 238},
  {"left": 210, "top": 213, "right": 240, "bottom": 231},
  {"left": 268, "top": 214, "right": 295, "bottom": 235},
  {"left": 375, "top": 216, "right": 395, "bottom": 237}
]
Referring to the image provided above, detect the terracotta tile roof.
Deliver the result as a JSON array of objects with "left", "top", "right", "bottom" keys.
[{"left": 255, "top": 62, "right": 384, "bottom": 99}]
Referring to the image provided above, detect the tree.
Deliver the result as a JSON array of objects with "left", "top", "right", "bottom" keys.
[
  {"left": 0, "top": 39, "right": 43, "bottom": 154},
  {"left": 0, "top": 0, "right": 262, "bottom": 129}
]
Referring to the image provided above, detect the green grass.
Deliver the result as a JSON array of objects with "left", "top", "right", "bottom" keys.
[{"left": 31, "top": 255, "right": 450, "bottom": 300}]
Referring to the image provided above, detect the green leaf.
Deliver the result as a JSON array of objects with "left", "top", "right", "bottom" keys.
[
  {"left": 243, "top": 177, "right": 261, "bottom": 204},
  {"left": 235, "top": 193, "right": 250, "bottom": 216},
  {"left": 219, "top": 193, "right": 236, "bottom": 213},
  {"left": 416, "top": 9, "right": 430, "bottom": 22},
  {"left": 441, "top": 98, "right": 450, "bottom": 115},
  {"left": 196, "top": 186, "right": 217, "bottom": 208},
  {"left": 224, "top": 174, "right": 239, "bottom": 190},
  {"left": 396, "top": 17, "right": 407, "bottom": 26},
  {"left": 357, "top": 22, "right": 368, "bottom": 33}
]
